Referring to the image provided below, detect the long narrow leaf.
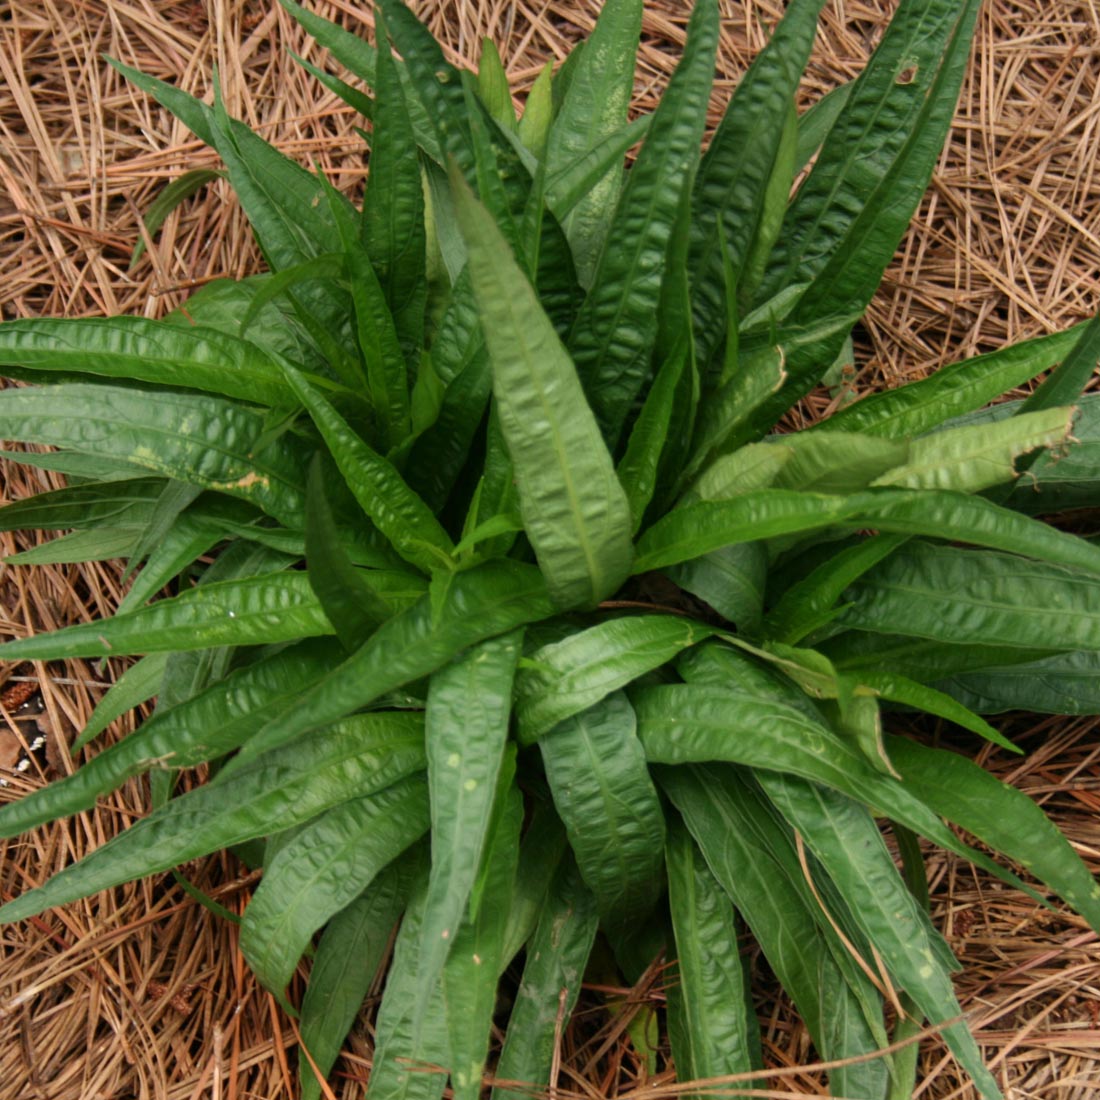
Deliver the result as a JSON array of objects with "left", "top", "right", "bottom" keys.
[
  {"left": 566, "top": 0, "right": 718, "bottom": 446},
  {"left": 538, "top": 692, "right": 665, "bottom": 936},
  {"left": 0, "top": 712, "right": 427, "bottom": 924},
  {"left": 453, "top": 171, "right": 633, "bottom": 608},
  {"left": 299, "top": 857, "right": 420, "bottom": 1100},
  {"left": 416, "top": 632, "right": 522, "bottom": 1031},
  {"left": 240, "top": 774, "right": 430, "bottom": 1008},
  {"left": 226, "top": 560, "right": 553, "bottom": 767}
]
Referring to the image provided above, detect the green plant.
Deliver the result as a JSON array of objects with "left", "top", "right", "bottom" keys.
[{"left": 1, "top": 1, "right": 1099, "bottom": 1097}]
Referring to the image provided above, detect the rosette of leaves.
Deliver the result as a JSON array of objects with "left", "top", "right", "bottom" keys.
[{"left": 1, "top": 1, "right": 1099, "bottom": 1098}]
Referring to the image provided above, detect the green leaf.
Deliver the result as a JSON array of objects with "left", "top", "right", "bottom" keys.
[
  {"left": 441, "top": 771, "right": 523, "bottom": 1100},
  {"left": 0, "top": 711, "right": 427, "bottom": 924},
  {"left": 991, "top": 394, "right": 1100, "bottom": 513},
  {"left": 279, "top": 360, "right": 454, "bottom": 574},
  {"left": 73, "top": 652, "right": 170, "bottom": 751},
  {"left": 688, "top": 0, "right": 824, "bottom": 366},
  {"left": 121, "top": 479, "right": 205, "bottom": 581},
  {"left": 0, "top": 570, "right": 332, "bottom": 660},
  {"left": 515, "top": 614, "right": 714, "bottom": 744},
  {"left": 240, "top": 774, "right": 430, "bottom": 1009},
  {"left": 566, "top": 0, "right": 719, "bottom": 446},
  {"left": 633, "top": 680, "right": 1033, "bottom": 890},
  {"left": 3, "top": 526, "right": 141, "bottom": 566},
  {"left": 872, "top": 407, "right": 1075, "bottom": 493},
  {"left": 886, "top": 735, "right": 1100, "bottom": 934},
  {"left": 499, "top": 804, "right": 568, "bottom": 963},
  {"left": 0, "top": 383, "right": 309, "bottom": 526},
  {"left": 452, "top": 170, "right": 633, "bottom": 608},
  {"left": 683, "top": 441, "right": 792, "bottom": 505},
  {"left": 0, "top": 476, "right": 166, "bottom": 532},
  {"left": 167, "top": 274, "right": 325, "bottom": 370},
  {"left": 476, "top": 38, "right": 515, "bottom": 131},
  {"left": 770, "top": 432, "right": 910, "bottom": 494},
  {"left": 1018, "top": 307, "right": 1100, "bottom": 414},
  {"left": 666, "top": 544, "right": 768, "bottom": 635},
  {"left": 823, "top": 323, "right": 1089, "bottom": 438},
  {"left": 0, "top": 448, "right": 144, "bottom": 483},
  {"left": 117, "top": 512, "right": 231, "bottom": 617},
  {"left": 636, "top": 490, "right": 840, "bottom": 574},
  {"left": 517, "top": 61, "right": 553, "bottom": 159},
  {"left": 936, "top": 649, "right": 1100, "bottom": 715},
  {"left": 765, "top": 533, "right": 911, "bottom": 644},
  {"left": 635, "top": 487, "right": 1100, "bottom": 577},
  {"left": 761, "top": 773, "right": 1001, "bottom": 1099},
  {"left": 491, "top": 856, "right": 599, "bottom": 1100},
  {"left": 299, "top": 857, "right": 419, "bottom": 1100},
  {"left": 855, "top": 669, "right": 1019, "bottom": 753},
  {"left": 320, "top": 178, "right": 409, "bottom": 447},
  {"left": 129, "top": 168, "right": 223, "bottom": 267},
  {"left": 543, "top": 0, "right": 642, "bottom": 287},
  {"left": 226, "top": 560, "right": 554, "bottom": 768},
  {"left": 665, "top": 815, "right": 759, "bottom": 1091},
  {"left": 544, "top": 116, "right": 651, "bottom": 226},
  {"left": 794, "top": 81, "right": 853, "bottom": 172},
  {"left": 761, "top": 0, "right": 980, "bottom": 304},
  {"left": 658, "top": 765, "right": 891, "bottom": 1100},
  {"left": 289, "top": 49, "right": 374, "bottom": 119},
  {"left": 840, "top": 542, "right": 1100, "bottom": 651},
  {"left": 278, "top": 0, "right": 440, "bottom": 161},
  {"left": 403, "top": 282, "right": 491, "bottom": 511},
  {"left": 306, "top": 457, "right": 391, "bottom": 650},
  {"left": 366, "top": 866, "right": 450, "bottom": 1100},
  {"left": 616, "top": 337, "right": 690, "bottom": 534},
  {"left": 364, "top": 10, "right": 428, "bottom": 374},
  {"left": 538, "top": 692, "right": 665, "bottom": 936},
  {"left": 0, "top": 640, "right": 345, "bottom": 839},
  {"left": 416, "top": 632, "right": 522, "bottom": 1029},
  {"left": 737, "top": 99, "right": 798, "bottom": 312},
  {"left": 278, "top": 0, "right": 375, "bottom": 79}
]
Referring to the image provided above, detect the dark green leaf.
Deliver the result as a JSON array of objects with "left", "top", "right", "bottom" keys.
[
  {"left": 227, "top": 560, "right": 553, "bottom": 767},
  {"left": 0, "top": 640, "right": 346, "bottom": 838},
  {"left": 543, "top": 0, "right": 642, "bottom": 287},
  {"left": 840, "top": 542, "right": 1100, "bottom": 651},
  {"left": 761, "top": 772, "right": 1000, "bottom": 1099},
  {"left": 453, "top": 171, "right": 633, "bottom": 608},
  {"left": 240, "top": 774, "right": 430, "bottom": 1008},
  {"left": 515, "top": 614, "right": 714, "bottom": 744},
  {"left": 279, "top": 360, "right": 453, "bottom": 574},
  {"left": 665, "top": 815, "right": 759, "bottom": 1090},
  {"left": 364, "top": 11, "right": 428, "bottom": 373},
  {"left": 0, "top": 570, "right": 332, "bottom": 660},
  {"left": 689, "top": 0, "right": 824, "bottom": 365},
  {"left": 567, "top": 0, "right": 718, "bottom": 446},
  {"left": 416, "top": 632, "right": 522, "bottom": 1028},
  {"left": 659, "top": 765, "right": 891, "bottom": 1100},
  {"left": 539, "top": 692, "right": 665, "bottom": 935},
  {"left": 366, "top": 866, "right": 450, "bottom": 1100},
  {"left": 441, "top": 770, "right": 522, "bottom": 1100},
  {"left": 73, "top": 652, "right": 169, "bottom": 751},
  {"left": 305, "top": 457, "right": 390, "bottom": 649},
  {"left": 824, "top": 323, "right": 1089, "bottom": 439},
  {"left": 299, "top": 857, "right": 420, "bottom": 1100},
  {"left": 0, "top": 383, "right": 310, "bottom": 526},
  {"left": 0, "top": 711, "right": 427, "bottom": 923},
  {"left": 491, "top": 856, "right": 599, "bottom": 1100},
  {"left": 887, "top": 736, "right": 1100, "bottom": 933}
]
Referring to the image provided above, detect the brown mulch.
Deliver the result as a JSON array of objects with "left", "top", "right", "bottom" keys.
[{"left": 1, "top": 1, "right": 1099, "bottom": 1097}]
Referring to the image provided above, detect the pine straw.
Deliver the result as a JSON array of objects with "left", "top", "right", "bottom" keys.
[{"left": 1, "top": 0, "right": 1099, "bottom": 1096}]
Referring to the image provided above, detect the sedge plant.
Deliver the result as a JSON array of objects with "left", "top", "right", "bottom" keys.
[{"left": 1, "top": 1, "right": 1100, "bottom": 1097}]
